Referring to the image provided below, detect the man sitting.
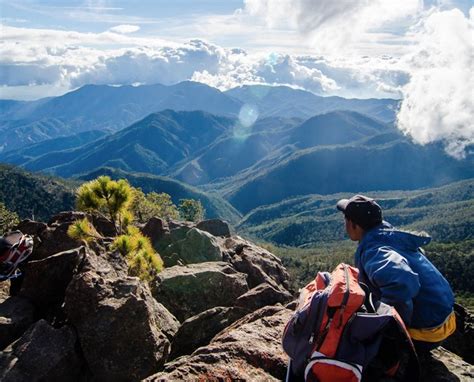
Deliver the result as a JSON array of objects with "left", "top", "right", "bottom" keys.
[{"left": 336, "top": 194, "right": 456, "bottom": 353}]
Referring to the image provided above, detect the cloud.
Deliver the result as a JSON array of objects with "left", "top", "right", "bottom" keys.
[
  {"left": 109, "top": 25, "right": 140, "bottom": 34},
  {"left": 0, "top": 24, "right": 409, "bottom": 100},
  {"left": 397, "top": 8, "right": 474, "bottom": 158},
  {"left": 243, "top": 0, "right": 423, "bottom": 55}
]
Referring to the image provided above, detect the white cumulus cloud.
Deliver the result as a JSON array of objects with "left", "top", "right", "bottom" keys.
[
  {"left": 109, "top": 25, "right": 140, "bottom": 34},
  {"left": 397, "top": 8, "right": 474, "bottom": 158}
]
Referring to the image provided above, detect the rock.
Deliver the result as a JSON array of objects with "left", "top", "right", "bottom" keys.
[
  {"left": 170, "top": 306, "right": 250, "bottom": 359},
  {"left": 15, "top": 219, "right": 47, "bottom": 236},
  {"left": 223, "top": 236, "right": 290, "bottom": 290},
  {"left": 141, "top": 217, "right": 170, "bottom": 249},
  {"left": 0, "top": 296, "right": 35, "bottom": 350},
  {"left": 34, "top": 223, "right": 83, "bottom": 260},
  {"left": 151, "top": 262, "right": 249, "bottom": 322},
  {"left": 65, "top": 269, "right": 179, "bottom": 381},
  {"left": 235, "top": 282, "right": 293, "bottom": 311},
  {"left": 161, "top": 228, "right": 223, "bottom": 267},
  {"left": 47, "top": 211, "right": 88, "bottom": 226},
  {"left": 91, "top": 215, "right": 116, "bottom": 237},
  {"left": 421, "top": 347, "right": 474, "bottom": 381},
  {"left": 19, "top": 247, "right": 86, "bottom": 310},
  {"left": 196, "top": 219, "right": 231, "bottom": 237},
  {"left": 0, "top": 319, "right": 83, "bottom": 382},
  {"left": 145, "top": 305, "right": 292, "bottom": 381},
  {"left": 443, "top": 303, "right": 474, "bottom": 364}
]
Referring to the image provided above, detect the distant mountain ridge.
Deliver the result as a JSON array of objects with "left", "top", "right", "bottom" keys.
[
  {"left": 0, "top": 81, "right": 398, "bottom": 152},
  {"left": 1, "top": 108, "right": 473, "bottom": 216}
]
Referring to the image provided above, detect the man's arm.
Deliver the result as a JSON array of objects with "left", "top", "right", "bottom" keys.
[{"left": 363, "top": 246, "right": 420, "bottom": 325}]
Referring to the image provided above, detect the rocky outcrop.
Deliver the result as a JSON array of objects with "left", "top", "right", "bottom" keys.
[
  {"left": 223, "top": 236, "right": 291, "bottom": 290},
  {"left": 235, "top": 282, "right": 293, "bottom": 311},
  {"left": 4, "top": 212, "right": 471, "bottom": 382},
  {"left": 19, "top": 247, "right": 86, "bottom": 310},
  {"left": 170, "top": 306, "right": 249, "bottom": 359},
  {"left": 145, "top": 305, "right": 292, "bottom": 381},
  {"left": 196, "top": 219, "right": 231, "bottom": 237},
  {"left": 0, "top": 296, "right": 35, "bottom": 350},
  {"left": 64, "top": 256, "right": 179, "bottom": 381},
  {"left": 151, "top": 262, "right": 249, "bottom": 322},
  {"left": 161, "top": 228, "right": 223, "bottom": 267},
  {"left": 0, "top": 319, "right": 83, "bottom": 382}
]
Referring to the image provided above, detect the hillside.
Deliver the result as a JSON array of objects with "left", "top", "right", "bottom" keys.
[
  {"left": 238, "top": 179, "right": 474, "bottom": 246},
  {"left": 225, "top": 140, "right": 474, "bottom": 214},
  {"left": 0, "top": 164, "right": 76, "bottom": 221},
  {"left": 17, "top": 110, "right": 235, "bottom": 177},
  {"left": 225, "top": 84, "right": 399, "bottom": 122},
  {"left": 0, "top": 81, "right": 241, "bottom": 152}
]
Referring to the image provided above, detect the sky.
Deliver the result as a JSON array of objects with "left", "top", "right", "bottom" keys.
[{"left": 0, "top": 0, "right": 473, "bottom": 157}]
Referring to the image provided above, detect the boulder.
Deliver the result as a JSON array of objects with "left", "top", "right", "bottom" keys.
[
  {"left": 144, "top": 305, "right": 292, "bottom": 381},
  {"left": 223, "top": 236, "right": 290, "bottom": 290},
  {"left": 421, "top": 347, "right": 474, "bottom": 381},
  {"left": 15, "top": 219, "right": 47, "bottom": 236},
  {"left": 0, "top": 319, "right": 83, "bottom": 381},
  {"left": 19, "top": 246, "right": 86, "bottom": 310},
  {"left": 170, "top": 306, "right": 249, "bottom": 359},
  {"left": 161, "top": 228, "right": 223, "bottom": 267},
  {"left": 91, "top": 215, "right": 116, "bottom": 237},
  {"left": 141, "top": 217, "right": 170, "bottom": 250},
  {"left": 0, "top": 296, "right": 35, "bottom": 350},
  {"left": 48, "top": 211, "right": 88, "bottom": 226},
  {"left": 196, "top": 219, "right": 231, "bottom": 237},
  {"left": 235, "top": 282, "right": 293, "bottom": 311},
  {"left": 65, "top": 270, "right": 179, "bottom": 381},
  {"left": 151, "top": 262, "right": 249, "bottom": 322},
  {"left": 33, "top": 224, "right": 83, "bottom": 260}
]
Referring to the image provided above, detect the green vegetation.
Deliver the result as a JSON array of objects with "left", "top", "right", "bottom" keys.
[
  {"left": 178, "top": 199, "right": 205, "bottom": 222},
  {"left": 71, "top": 176, "right": 164, "bottom": 282},
  {"left": 111, "top": 226, "right": 163, "bottom": 282},
  {"left": 76, "top": 176, "right": 134, "bottom": 235},
  {"left": 0, "top": 202, "right": 19, "bottom": 235},
  {"left": 78, "top": 167, "right": 241, "bottom": 224},
  {"left": 131, "top": 189, "right": 179, "bottom": 223},
  {"left": 0, "top": 163, "right": 76, "bottom": 221}
]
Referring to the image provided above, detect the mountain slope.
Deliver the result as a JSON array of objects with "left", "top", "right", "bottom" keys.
[
  {"left": 0, "top": 82, "right": 241, "bottom": 151},
  {"left": 22, "top": 110, "right": 234, "bottom": 177},
  {"left": 0, "top": 163, "right": 76, "bottom": 221},
  {"left": 225, "top": 85, "right": 399, "bottom": 122},
  {"left": 225, "top": 140, "right": 474, "bottom": 214},
  {"left": 238, "top": 179, "right": 474, "bottom": 246}
]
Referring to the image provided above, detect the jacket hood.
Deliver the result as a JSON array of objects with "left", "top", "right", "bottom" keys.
[{"left": 360, "top": 221, "right": 431, "bottom": 252}]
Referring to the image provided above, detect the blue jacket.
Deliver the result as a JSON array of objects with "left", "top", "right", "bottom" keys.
[{"left": 354, "top": 221, "right": 454, "bottom": 329}]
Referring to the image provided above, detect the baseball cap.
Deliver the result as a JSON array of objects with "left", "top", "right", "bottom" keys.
[{"left": 336, "top": 194, "right": 383, "bottom": 230}]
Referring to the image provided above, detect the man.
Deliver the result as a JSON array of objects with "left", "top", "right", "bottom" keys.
[{"left": 336, "top": 194, "right": 456, "bottom": 352}]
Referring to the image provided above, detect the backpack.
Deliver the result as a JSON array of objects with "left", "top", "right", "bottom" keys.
[
  {"left": 282, "top": 263, "right": 419, "bottom": 382},
  {"left": 0, "top": 231, "right": 34, "bottom": 281}
]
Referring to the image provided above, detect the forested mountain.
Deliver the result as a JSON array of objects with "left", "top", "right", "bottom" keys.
[
  {"left": 0, "top": 82, "right": 241, "bottom": 152},
  {"left": 0, "top": 81, "right": 398, "bottom": 152},
  {"left": 225, "top": 85, "right": 399, "bottom": 122},
  {"left": 1, "top": 107, "right": 473, "bottom": 217},
  {"left": 0, "top": 164, "right": 76, "bottom": 221},
  {"left": 238, "top": 179, "right": 474, "bottom": 246}
]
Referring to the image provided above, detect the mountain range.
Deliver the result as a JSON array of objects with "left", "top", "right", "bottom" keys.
[
  {"left": 0, "top": 81, "right": 398, "bottom": 151},
  {"left": 0, "top": 80, "right": 472, "bottom": 224}
]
